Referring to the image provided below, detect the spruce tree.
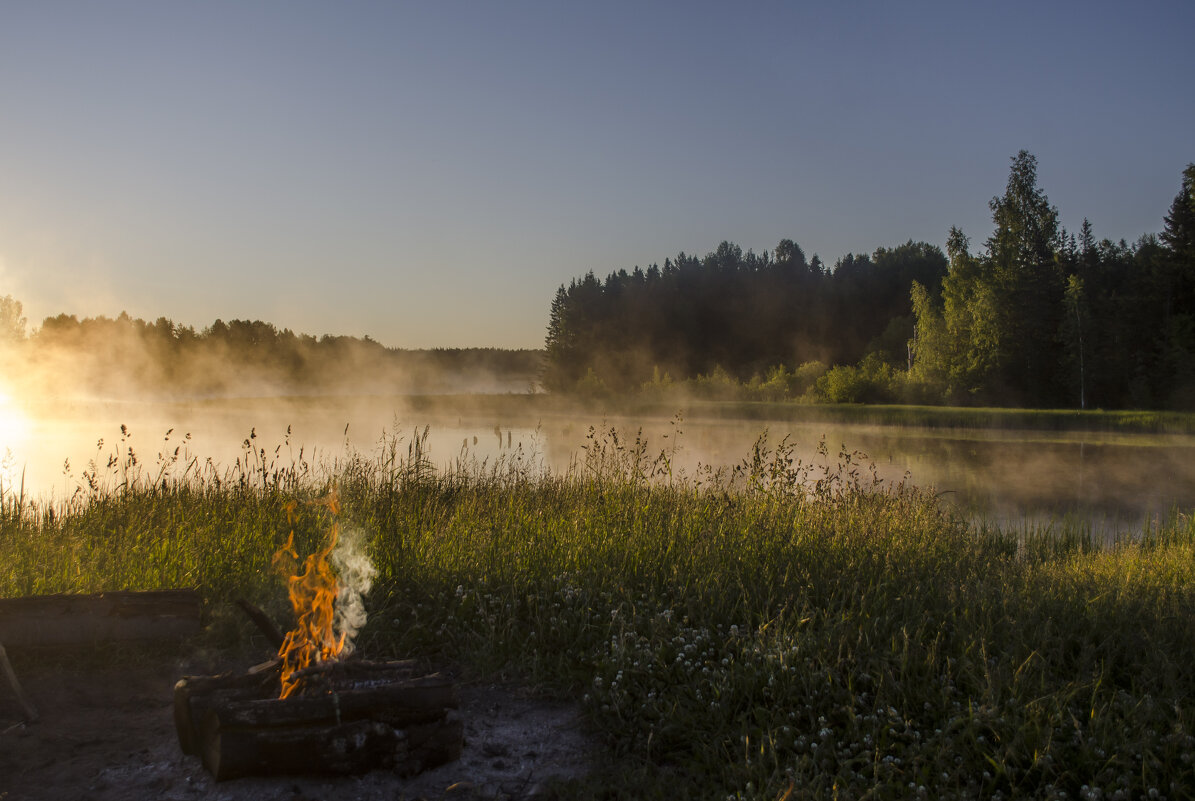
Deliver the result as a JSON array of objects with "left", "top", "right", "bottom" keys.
[{"left": 985, "top": 151, "right": 1064, "bottom": 405}]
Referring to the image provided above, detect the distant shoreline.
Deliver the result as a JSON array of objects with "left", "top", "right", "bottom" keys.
[{"left": 15, "top": 391, "right": 1195, "bottom": 436}]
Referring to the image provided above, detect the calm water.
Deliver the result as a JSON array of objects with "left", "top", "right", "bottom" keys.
[{"left": 2, "top": 394, "right": 1192, "bottom": 533}]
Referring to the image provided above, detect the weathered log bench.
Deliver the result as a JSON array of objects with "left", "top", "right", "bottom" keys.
[
  {"left": 0, "top": 589, "right": 204, "bottom": 723},
  {"left": 0, "top": 589, "right": 202, "bottom": 646}
]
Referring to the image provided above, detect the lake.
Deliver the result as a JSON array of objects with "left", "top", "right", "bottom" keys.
[{"left": 2, "top": 394, "right": 1192, "bottom": 534}]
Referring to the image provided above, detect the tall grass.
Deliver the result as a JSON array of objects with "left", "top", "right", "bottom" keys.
[{"left": 2, "top": 426, "right": 1193, "bottom": 799}]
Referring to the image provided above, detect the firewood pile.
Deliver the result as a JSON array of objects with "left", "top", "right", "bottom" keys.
[{"left": 174, "top": 657, "right": 462, "bottom": 781}]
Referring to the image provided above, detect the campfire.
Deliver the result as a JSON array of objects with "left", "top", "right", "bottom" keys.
[
  {"left": 271, "top": 496, "right": 353, "bottom": 700},
  {"left": 174, "top": 494, "right": 462, "bottom": 781}
]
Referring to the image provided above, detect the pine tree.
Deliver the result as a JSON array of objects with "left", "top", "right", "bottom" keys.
[
  {"left": 1161, "top": 164, "right": 1195, "bottom": 262},
  {"left": 985, "top": 151, "right": 1064, "bottom": 405}
]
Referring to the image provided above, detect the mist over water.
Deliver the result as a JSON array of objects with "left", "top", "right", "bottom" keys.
[{"left": 1, "top": 394, "right": 1192, "bottom": 535}]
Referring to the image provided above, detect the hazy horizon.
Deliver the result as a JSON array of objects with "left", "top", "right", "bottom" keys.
[{"left": 1, "top": 1, "right": 1191, "bottom": 349}]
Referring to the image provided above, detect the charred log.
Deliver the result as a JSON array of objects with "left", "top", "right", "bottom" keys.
[
  {"left": 208, "top": 675, "right": 457, "bottom": 730},
  {"left": 234, "top": 599, "right": 285, "bottom": 650},
  {"left": 200, "top": 712, "right": 463, "bottom": 781},
  {"left": 174, "top": 666, "right": 284, "bottom": 755},
  {"left": 202, "top": 718, "right": 397, "bottom": 781}
]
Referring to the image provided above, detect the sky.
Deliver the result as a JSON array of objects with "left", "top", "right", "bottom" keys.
[{"left": 0, "top": 1, "right": 1192, "bottom": 349}]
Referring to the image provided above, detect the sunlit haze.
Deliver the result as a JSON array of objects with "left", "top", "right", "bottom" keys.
[
  {"left": 1, "top": 1, "right": 1192, "bottom": 348},
  {"left": 0, "top": 389, "right": 30, "bottom": 463}
]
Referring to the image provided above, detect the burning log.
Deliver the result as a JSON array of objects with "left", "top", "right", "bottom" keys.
[
  {"left": 0, "top": 589, "right": 201, "bottom": 646},
  {"left": 174, "top": 659, "right": 462, "bottom": 781}
]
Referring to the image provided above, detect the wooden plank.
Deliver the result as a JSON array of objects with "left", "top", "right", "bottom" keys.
[
  {"left": 0, "top": 640, "right": 39, "bottom": 722},
  {"left": 0, "top": 590, "right": 202, "bottom": 646}
]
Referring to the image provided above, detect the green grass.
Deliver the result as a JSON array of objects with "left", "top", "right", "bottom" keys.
[
  {"left": 631, "top": 399, "right": 1195, "bottom": 435},
  {"left": 202, "top": 392, "right": 1195, "bottom": 435},
  {"left": 2, "top": 427, "right": 1194, "bottom": 799}
]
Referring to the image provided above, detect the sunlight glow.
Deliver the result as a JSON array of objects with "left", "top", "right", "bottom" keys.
[{"left": 0, "top": 387, "right": 31, "bottom": 454}]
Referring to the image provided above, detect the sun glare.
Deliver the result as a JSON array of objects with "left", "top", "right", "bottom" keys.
[{"left": 0, "top": 387, "right": 31, "bottom": 455}]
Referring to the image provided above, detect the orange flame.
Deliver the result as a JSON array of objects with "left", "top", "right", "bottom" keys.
[{"left": 272, "top": 494, "right": 345, "bottom": 699}]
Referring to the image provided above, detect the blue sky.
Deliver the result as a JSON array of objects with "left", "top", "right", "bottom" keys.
[{"left": 1, "top": 1, "right": 1191, "bottom": 348}]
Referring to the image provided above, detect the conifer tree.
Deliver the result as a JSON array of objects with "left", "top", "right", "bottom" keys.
[{"left": 985, "top": 151, "right": 1064, "bottom": 405}]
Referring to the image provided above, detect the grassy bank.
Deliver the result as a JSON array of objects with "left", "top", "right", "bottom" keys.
[
  {"left": 595, "top": 399, "right": 1195, "bottom": 436},
  {"left": 2, "top": 431, "right": 1194, "bottom": 799},
  {"left": 403, "top": 393, "right": 1195, "bottom": 435},
  {"left": 27, "top": 392, "right": 1195, "bottom": 437}
]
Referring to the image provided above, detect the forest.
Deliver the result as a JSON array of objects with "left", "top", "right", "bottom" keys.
[
  {"left": 545, "top": 153, "right": 1195, "bottom": 410},
  {"left": 0, "top": 306, "right": 542, "bottom": 398}
]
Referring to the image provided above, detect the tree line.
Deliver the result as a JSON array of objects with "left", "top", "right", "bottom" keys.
[
  {"left": 0, "top": 310, "right": 542, "bottom": 398},
  {"left": 544, "top": 240, "right": 947, "bottom": 391},
  {"left": 544, "top": 153, "right": 1195, "bottom": 409}
]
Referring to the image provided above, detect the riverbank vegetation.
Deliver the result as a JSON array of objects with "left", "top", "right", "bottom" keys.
[
  {"left": 546, "top": 155, "right": 1195, "bottom": 410},
  {"left": 406, "top": 392, "right": 1195, "bottom": 435},
  {"left": 3, "top": 429, "right": 1193, "bottom": 799},
  {"left": 0, "top": 302, "right": 542, "bottom": 398}
]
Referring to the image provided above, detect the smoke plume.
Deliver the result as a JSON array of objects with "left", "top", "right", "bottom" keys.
[{"left": 331, "top": 523, "right": 377, "bottom": 655}]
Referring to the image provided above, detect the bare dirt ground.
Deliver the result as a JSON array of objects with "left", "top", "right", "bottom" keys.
[{"left": 0, "top": 646, "right": 596, "bottom": 801}]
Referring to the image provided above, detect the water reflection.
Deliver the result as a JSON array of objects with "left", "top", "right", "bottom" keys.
[{"left": 2, "top": 396, "right": 1192, "bottom": 533}]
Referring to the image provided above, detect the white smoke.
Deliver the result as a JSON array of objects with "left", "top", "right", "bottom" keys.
[{"left": 331, "top": 523, "right": 377, "bottom": 656}]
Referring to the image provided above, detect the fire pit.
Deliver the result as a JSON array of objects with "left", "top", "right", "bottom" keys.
[
  {"left": 174, "top": 492, "right": 462, "bottom": 781},
  {"left": 173, "top": 657, "right": 462, "bottom": 781}
]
